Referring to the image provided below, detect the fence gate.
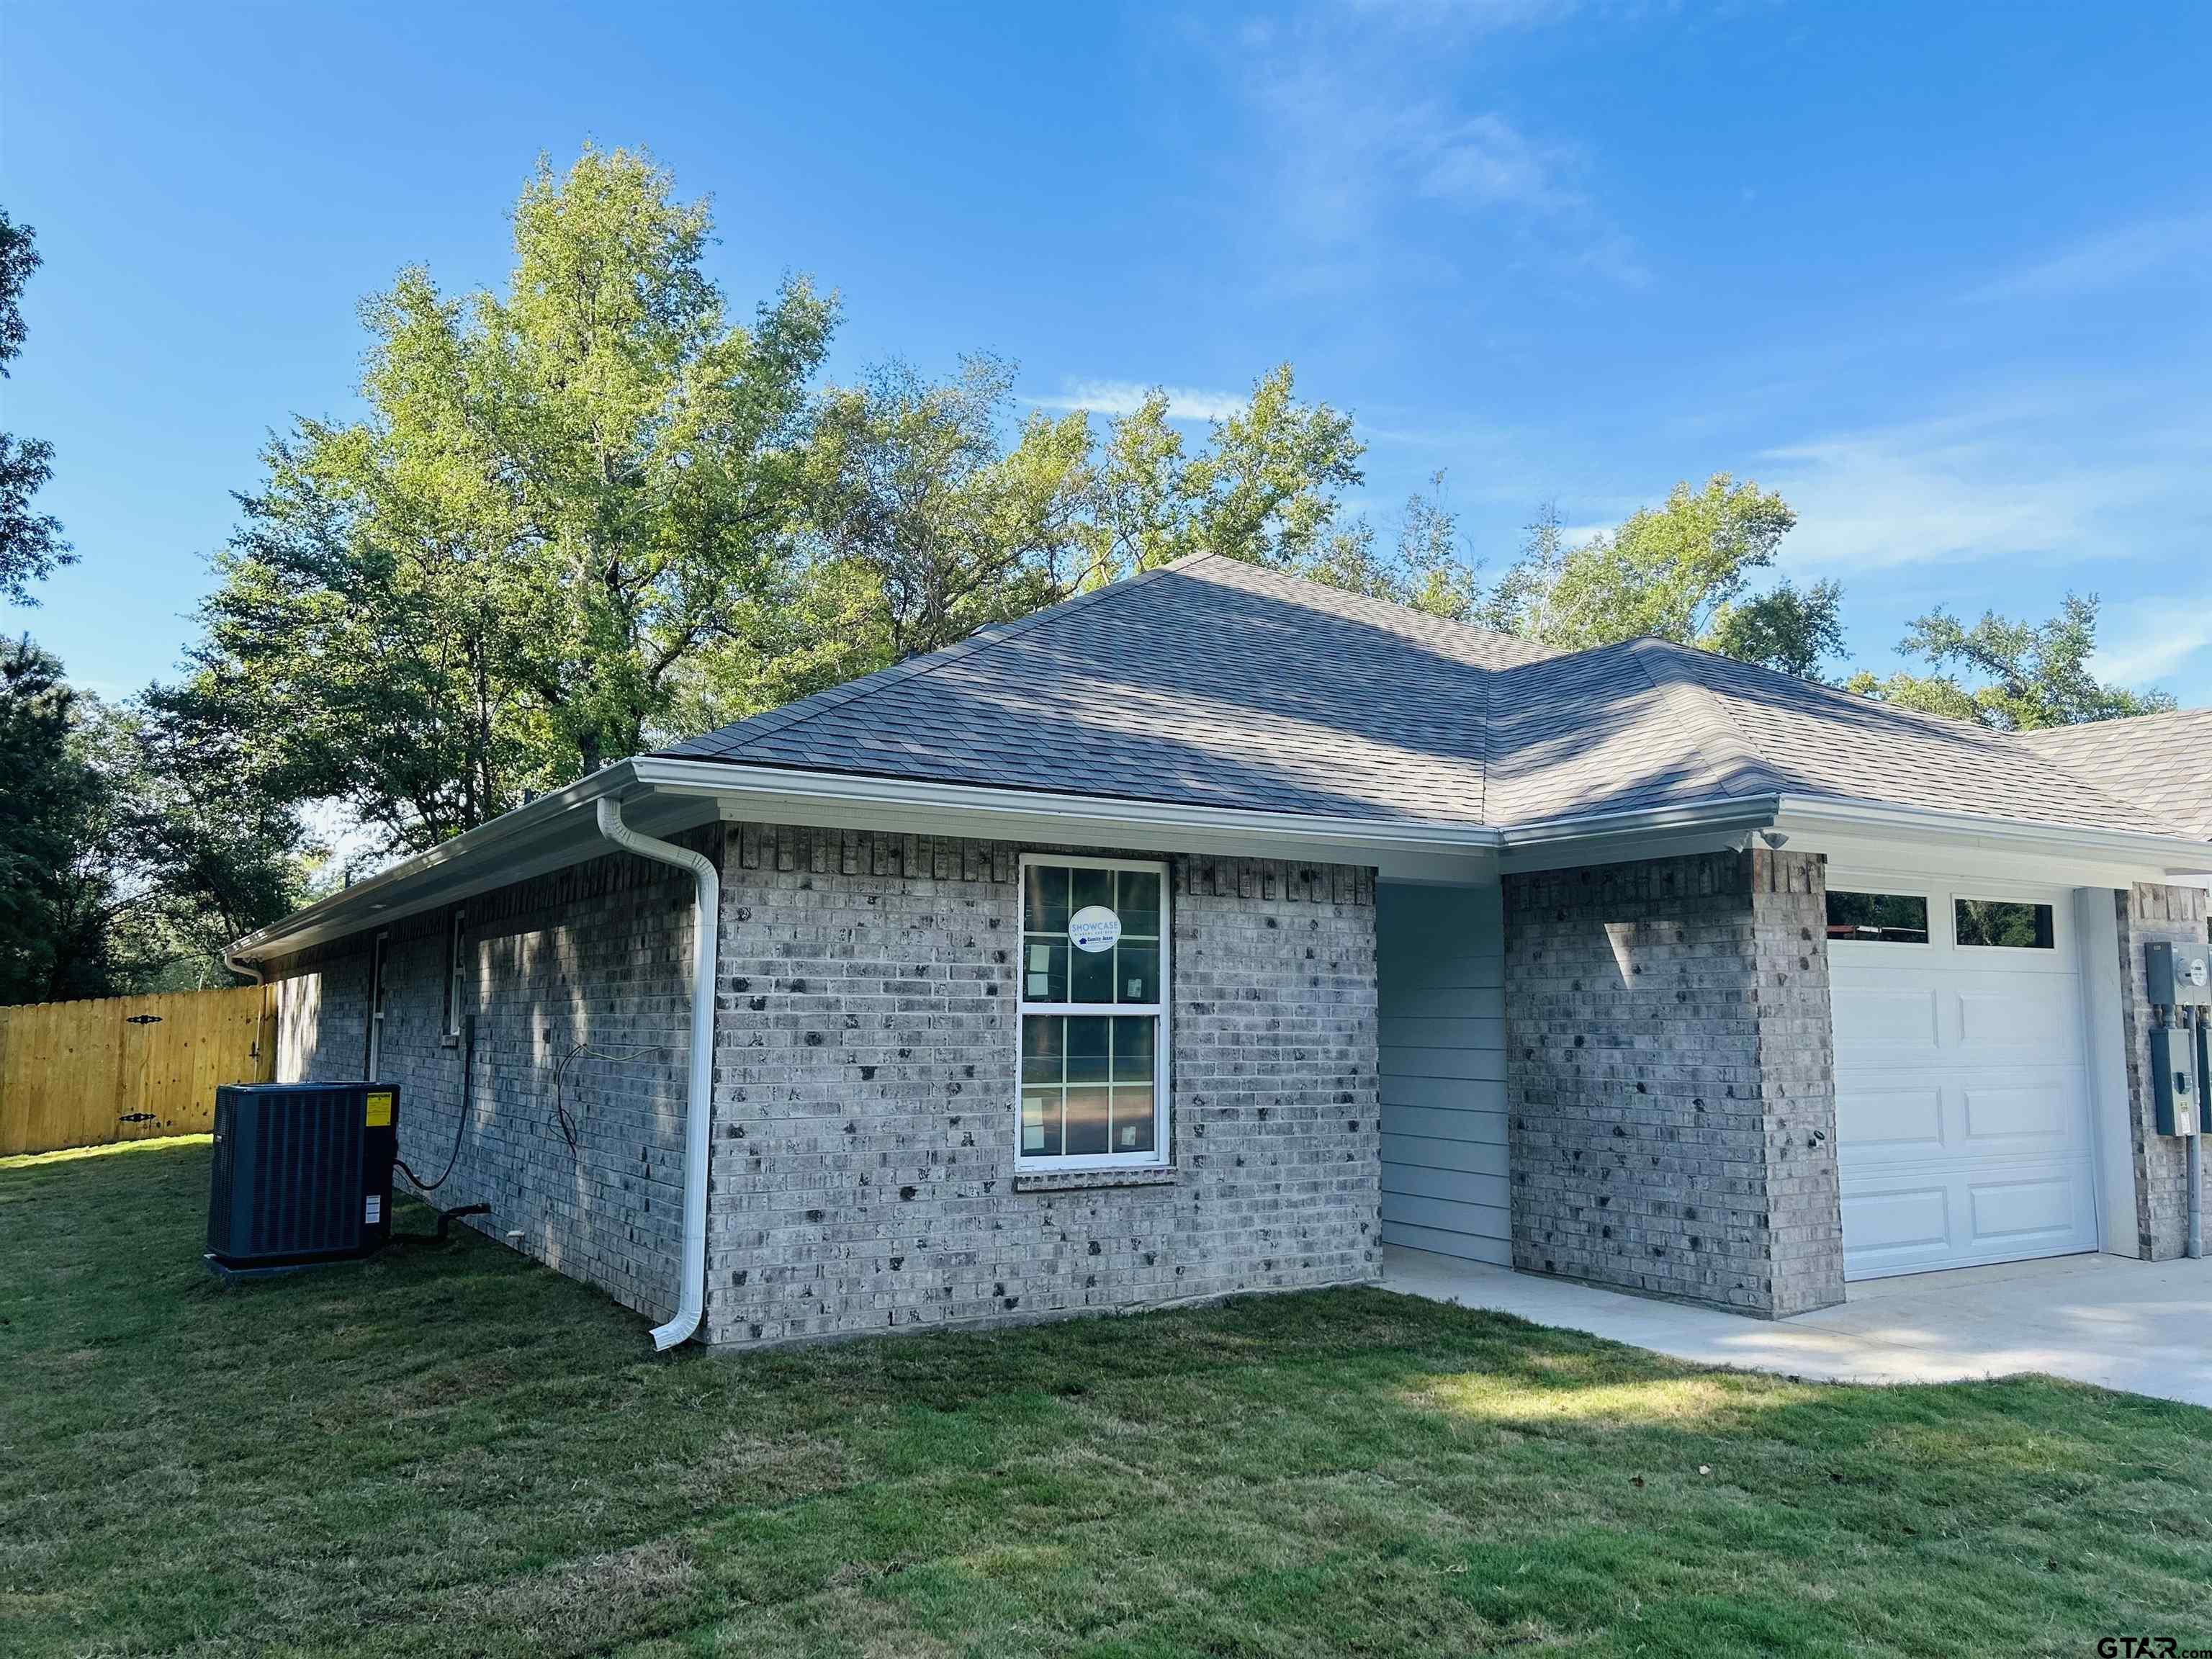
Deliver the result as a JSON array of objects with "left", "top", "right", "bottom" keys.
[{"left": 0, "top": 984, "right": 276, "bottom": 1156}]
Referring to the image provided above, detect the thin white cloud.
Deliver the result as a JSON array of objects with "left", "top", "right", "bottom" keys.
[
  {"left": 1416, "top": 112, "right": 1564, "bottom": 210},
  {"left": 1232, "top": 13, "right": 1644, "bottom": 287},
  {"left": 1757, "top": 408, "right": 2178, "bottom": 573},
  {"left": 1969, "top": 212, "right": 2212, "bottom": 303},
  {"left": 1026, "top": 381, "right": 1248, "bottom": 421},
  {"left": 2089, "top": 589, "right": 2212, "bottom": 690}
]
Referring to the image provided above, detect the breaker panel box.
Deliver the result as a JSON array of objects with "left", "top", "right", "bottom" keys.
[{"left": 2152, "top": 1025, "right": 2200, "bottom": 1138}]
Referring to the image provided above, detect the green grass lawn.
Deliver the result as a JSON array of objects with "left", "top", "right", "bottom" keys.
[{"left": 3, "top": 1141, "right": 2208, "bottom": 1658}]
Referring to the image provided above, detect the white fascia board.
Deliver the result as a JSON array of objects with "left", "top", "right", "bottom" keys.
[
  {"left": 1773, "top": 795, "right": 2212, "bottom": 886},
  {"left": 636, "top": 756, "right": 1503, "bottom": 881},
  {"left": 226, "top": 762, "right": 660, "bottom": 961},
  {"left": 1494, "top": 796, "right": 1781, "bottom": 873},
  {"left": 229, "top": 760, "right": 1506, "bottom": 961}
]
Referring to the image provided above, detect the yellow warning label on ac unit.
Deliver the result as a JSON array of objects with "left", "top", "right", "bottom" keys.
[{"left": 364, "top": 1091, "right": 394, "bottom": 1128}]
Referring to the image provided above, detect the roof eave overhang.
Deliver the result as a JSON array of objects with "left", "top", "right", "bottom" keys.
[
  {"left": 227, "top": 768, "right": 2212, "bottom": 966},
  {"left": 226, "top": 758, "right": 1512, "bottom": 962},
  {"left": 1771, "top": 793, "right": 2212, "bottom": 881},
  {"left": 226, "top": 760, "right": 660, "bottom": 963}
]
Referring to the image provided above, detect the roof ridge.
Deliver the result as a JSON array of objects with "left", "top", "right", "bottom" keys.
[
  {"left": 700, "top": 555, "right": 1220, "bottom": 760},
  {"left": 1620, "top": 637, "right": 1789, "bottom": 797},
  {"left": 2015, "top": 706, "right": 2211, "bottom": 742},
  {"left": 1624, "top": 634, "right": 2167, "bottom": 833},
  {"left": 1193, "top": 555, "right": 1565, "bottom": 664},
  {"left": 1609, "top": 629, "right": 2050, "bottom": 748}
]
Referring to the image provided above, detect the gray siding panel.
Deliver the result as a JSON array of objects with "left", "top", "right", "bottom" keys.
[
  {"left": 1380, "top": 1133, "right": 1509, "bottom": 1176},
  {"left": 1386, "top": 1222, "right": 1513, "bottom": 1266},
  {"left": 1377, "top": 879, "right": 1510, "bottom": 1263},
  {"left": 1384, "top": 1102, "right": 1508, "bottom": 1143}
]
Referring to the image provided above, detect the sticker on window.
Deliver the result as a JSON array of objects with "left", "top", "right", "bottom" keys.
[
  {"left": 1027, "top": 973, "right": 1051, "bottom": 997},
  {"left": 364, "top": 1195, "right": 382, "bottom": 1224},
  {"left": 1068, "top": 905, "right": 1122, "bottom": 953}
]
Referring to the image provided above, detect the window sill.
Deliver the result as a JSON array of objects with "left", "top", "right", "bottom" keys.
[{"left": 1012, "top": 1166, "right": 1178, "bottom": 1194}]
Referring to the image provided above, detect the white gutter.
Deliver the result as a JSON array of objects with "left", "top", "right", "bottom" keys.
[
  {"left": 593, "top": 795, "right": 718, "bottom": 1351},
  {"left": 629, "top": 755, "right": 1509, "bottom": 855},
  {"left": 1771, "top": 793, "right": 2212, "bottom": 874},
  {"left": 226, "top": 763, "right": 644, "bottom": 962}
]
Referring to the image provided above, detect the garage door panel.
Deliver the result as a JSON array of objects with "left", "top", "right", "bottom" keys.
[
  {"left": 1831, "top": 986, "right": 1938, "bottom": 1049},
  {"left": 1969, "top": 1171, "right": 2094, "bottom": 1249},
  {"left": 1835, "top": 1085, "right": 1947, "bottom": 1154},
  {"left": 1839, "top": 1184, "right": 1951, "bottom": 1264},
  {"left": 1956, "top": 983, "right": 2080, "bottom": 1059},
  {"left": 1961, "top": 1080, "right": 2080, "bottom": 1147},
  {"left": 1830, "top": 876, "right": 2098, "bottom": 1281}
]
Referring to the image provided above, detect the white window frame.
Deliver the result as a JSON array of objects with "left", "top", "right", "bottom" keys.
[
  {"left": 1013, "top": 853, "right": 1171, "bottom": 1173},
  {"left": 365, "top": 930, "right": 391, "bottom": 1080},
  {"left": 1824, "top": 886, "right": 1936, "bottom": 952},
  {"left": 1950, "top": 891, "right": 2060, "bottom": 953},
  {"left": 442, "top": 910, "right": 468, "bottom": 1040}
]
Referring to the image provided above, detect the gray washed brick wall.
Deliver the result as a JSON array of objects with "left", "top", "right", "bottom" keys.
[
  {"left": 267, "top": 835, "right": 706, "bottom": 1324},
  {"left": 704, "top": 824, "right": 1380, "bottom": 1346},
  {"left": 1503, "top": 849, "right": 1843, "bottom": 1318},
  {"left": 2116, "top": 882, "right": 2210, "bottom": 1261}
]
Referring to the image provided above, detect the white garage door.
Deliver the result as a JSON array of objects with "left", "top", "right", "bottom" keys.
[{"left": 1829, "top": 874, "right": 2100, "bottom": 1281}]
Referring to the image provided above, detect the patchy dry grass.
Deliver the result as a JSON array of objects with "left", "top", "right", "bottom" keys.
[{"left": 3, "top": 1140, "right": 2209, "bottom": 1657}]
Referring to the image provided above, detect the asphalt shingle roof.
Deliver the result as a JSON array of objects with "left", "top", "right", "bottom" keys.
[
  {"left": 659, "top": 554, "right": 2204, "bottom": 840},
  {"left": 2015, "top": 709, "right": 2212, "bottom": 840}
]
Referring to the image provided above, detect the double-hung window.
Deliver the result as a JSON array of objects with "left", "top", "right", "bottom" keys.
[{"left": 1017, "top": 855, "right": 1168, "bottom": 1169}]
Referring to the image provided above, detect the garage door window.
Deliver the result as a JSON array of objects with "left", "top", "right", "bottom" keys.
[
  {"left": 1954, "top": 897, "right": 2055, "bottom": 950},
  {"left": 1827, "top": 890, "right": 1929, "bottom": 944}
]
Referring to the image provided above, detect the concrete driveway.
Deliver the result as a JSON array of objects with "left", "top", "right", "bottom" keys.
[{"left": 1380, "top": 1245, "right": 2212, "bottom": 1409}]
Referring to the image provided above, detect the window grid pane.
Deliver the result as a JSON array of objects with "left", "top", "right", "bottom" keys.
[
  {"left": 1825, "top": 891, "right": 1929, "bottom": 945},
  {"left": 1019, "top": 861, "right": 1166, "bottom": 1162},
  {"left": 1955, "top": 897, "right": 2054, "bottom": 950}
]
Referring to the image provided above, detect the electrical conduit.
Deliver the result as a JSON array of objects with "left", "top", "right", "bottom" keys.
[{"left": 595, "top": 796, "right": 718, "bottom": 1349}]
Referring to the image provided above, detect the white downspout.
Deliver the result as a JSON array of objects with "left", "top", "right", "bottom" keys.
[
  {"left": 595, "top": 796, "right": 718, "bottom": 1350},
  {"left": 2191, "top": 1013, "right": 2205, "bottom": 1260}
]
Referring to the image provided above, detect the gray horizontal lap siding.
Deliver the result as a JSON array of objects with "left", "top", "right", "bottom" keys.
[{"left": 1377, "top": 881, "right": 1511, "bottom": 1265}]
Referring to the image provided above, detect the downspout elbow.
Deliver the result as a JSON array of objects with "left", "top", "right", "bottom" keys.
[{"left": 595, "top": 795, "right": 719, "bottom": 1350}]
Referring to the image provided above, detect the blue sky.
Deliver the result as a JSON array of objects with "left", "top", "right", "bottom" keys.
[{"left": 4, "top": 1, "right": 2208, "bottom": 703}]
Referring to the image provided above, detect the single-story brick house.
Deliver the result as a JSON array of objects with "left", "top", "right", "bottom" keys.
[{"left": 227, "top": 554, "right": 2212, "bottom": 1349}]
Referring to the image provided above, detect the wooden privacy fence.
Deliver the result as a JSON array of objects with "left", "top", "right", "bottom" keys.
[{"left": 0, "top": 984, "right": 276, "bottom": 1156}]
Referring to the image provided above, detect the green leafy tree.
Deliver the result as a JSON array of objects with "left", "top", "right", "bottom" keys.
[
  {"left": 109, "top": 690, "right": 315, "bottom": 984},
  {"left": 792, "top": 361, "right": 1382, "bottom": 668},
  {"left": 181, "top": 146, "right": 834, "bottom": 850},
  {"left": 1478, "top": 475, "right": 1844, "bottom": 678},
  {"left": 800, "top": 355, "right": 1091, "bottom": 665},
  {"left": 0, "top": 639, "right": 109, "bottom": 1002},
  {"left": 1290, "top": 471, "right": 1485, "bottom": 619},
  {"left": 1846, "top": 594, "right": 2175, "bottom": 729},
  {"left": 0, "top": 639, "right": 309, "bottom": 1002},
  {"left": 1703, "top": 577, "right": 1847, "bottom": 680},
  {"left": 0, "top": 208, "right": 76, "bottom": 604}
]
